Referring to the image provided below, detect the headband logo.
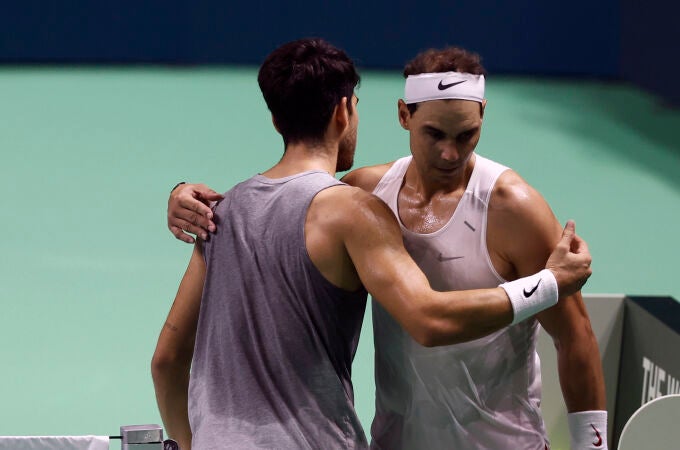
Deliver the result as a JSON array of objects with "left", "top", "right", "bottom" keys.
[
  {"left": 405, "top": 72, "right": 484, "bottom": 104},
  {"left": 437, "top": 79, "right": 467, "bottom": 91}
]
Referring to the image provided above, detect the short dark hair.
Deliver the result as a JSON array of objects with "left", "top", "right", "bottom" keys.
[
  {"left": 257, "top": 38, "right": 360, "bottom": 146},
  {"left": 403, "top": 47, "right": 486, "bottom": 115}
]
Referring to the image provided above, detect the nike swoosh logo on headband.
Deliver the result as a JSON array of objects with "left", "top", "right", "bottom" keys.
[{"left": 438, "top": 80, "right": 467, "bottom": 90}]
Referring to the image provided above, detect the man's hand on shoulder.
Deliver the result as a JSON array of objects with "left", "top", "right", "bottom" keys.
[{"left": 168, "top": 183, "right": 223, "bottom": 244}]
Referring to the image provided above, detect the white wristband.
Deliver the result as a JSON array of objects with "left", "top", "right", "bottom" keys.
[
  {"left": 499, "top": 269, "right": 558, "bottom": 325},
  {"left": 568, "top": 410, "right": 608, "bottom": 450}
]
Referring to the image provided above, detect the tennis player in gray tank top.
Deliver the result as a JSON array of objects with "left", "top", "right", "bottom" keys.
[{"left": 189, "top": 172, "right": 368, "bottom": 449}]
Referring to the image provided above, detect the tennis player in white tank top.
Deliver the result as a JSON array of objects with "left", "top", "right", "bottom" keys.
[
  {"left": 341, "top": 48, "right": 608, "bottom": 450},
  {"left": 370, "top": 154, "right": 548, "bottom": 449}
]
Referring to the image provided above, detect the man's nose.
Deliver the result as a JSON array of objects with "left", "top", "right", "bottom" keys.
[{"left": 439, "top": 142, "right": 460, "bottom": 161}]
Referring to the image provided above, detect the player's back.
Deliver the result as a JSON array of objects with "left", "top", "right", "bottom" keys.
[{"left": 189, "top": 170, "right": 368, "bottom": 449}]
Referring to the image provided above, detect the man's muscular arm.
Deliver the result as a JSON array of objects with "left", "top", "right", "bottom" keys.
[
  {"left": 151, "top": 243, "right": 205, "bottom": 450},
  {"left": 310, "top": 185, "right": 592, "bottom": 347},
  {"left": 488, "top": 170, "right": 607, "bottom": 447},
  {"left": 167, "top": 166, "right": 391, "bottom": 243}
]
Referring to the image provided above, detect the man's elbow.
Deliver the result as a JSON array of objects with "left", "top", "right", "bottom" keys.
[
  {"left": 409, "top": 309, "right": 503, "bottom": 347},
  {"left": 410, "top": 317, "right": 463, "bottom": 348},
  {"left": 151, "top": 348, "right": 191, "bottom": 381},
  {"left": 413, "top": 331, "right": 440, "bottom": 348},
  {"left": 151, "top": 352, "right": 170, "bottom": 382}
]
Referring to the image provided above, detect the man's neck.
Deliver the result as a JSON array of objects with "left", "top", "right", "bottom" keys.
[{"left": 262, "top": 141, "right": 339, "bottom": 179}]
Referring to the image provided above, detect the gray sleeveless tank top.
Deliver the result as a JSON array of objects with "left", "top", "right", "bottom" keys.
[{"left": 189, "top": 170, "right": 368, "bottom": 449}]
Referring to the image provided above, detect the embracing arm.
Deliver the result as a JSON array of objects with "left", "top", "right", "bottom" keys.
[
  {"left": 166, "top": 166, "right": 389, "bottom": 244},
  {"left": 151, "top": 243, "right": 206, "bottom": 450},
  {"left": 319, "top": 187, "right": 591, "bottom": 347},
  {"left": 346, "top": 194, "right": 511, "bottom": 345}
]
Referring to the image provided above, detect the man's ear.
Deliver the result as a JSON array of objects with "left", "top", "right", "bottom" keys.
[
  {"left": 480, "top": 99, "right": 487, "bottom": 120},
  {"left": 397, "top": 99, "right": 411, "bottom": 130},
  {"left": 332, "top": 96, "right": 350, "bottom": 135}
]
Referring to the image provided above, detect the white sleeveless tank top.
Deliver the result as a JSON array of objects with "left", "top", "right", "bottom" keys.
[{"left": 370, "top": 154, "right": 548, "bottom": 450}]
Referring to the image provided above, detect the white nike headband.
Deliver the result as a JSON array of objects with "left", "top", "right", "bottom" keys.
[{"left": 404, "top": 72, "right": 485, "bottom": 104}]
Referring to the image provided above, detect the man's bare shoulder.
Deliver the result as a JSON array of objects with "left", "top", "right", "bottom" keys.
[
  {"left": 340, "top": 161, "right": 396, "bottom": 192},
  {"left": 310, "top": 184, "right": 398, "bottom": 231},
  {"left": 488, "top": 169, "right": 561, "bottom": 255},
  {"left": 490, "top": 170, "right": 550, "bottom": 217}
]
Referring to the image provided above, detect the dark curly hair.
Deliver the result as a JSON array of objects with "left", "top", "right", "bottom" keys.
[{"left": 258, "top": 38, "right": 360, "bottom": 146}]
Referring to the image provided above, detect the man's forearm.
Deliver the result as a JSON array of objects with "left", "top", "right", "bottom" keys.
[
  {"left": 557, "top": 337, "right": 609, "bottom": 449},
  {"left": 557, "top": 336, "right": 606, "bottom": 411},
  {"left": 153, "top": 367, "right": 192, "bottom": 450}
]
